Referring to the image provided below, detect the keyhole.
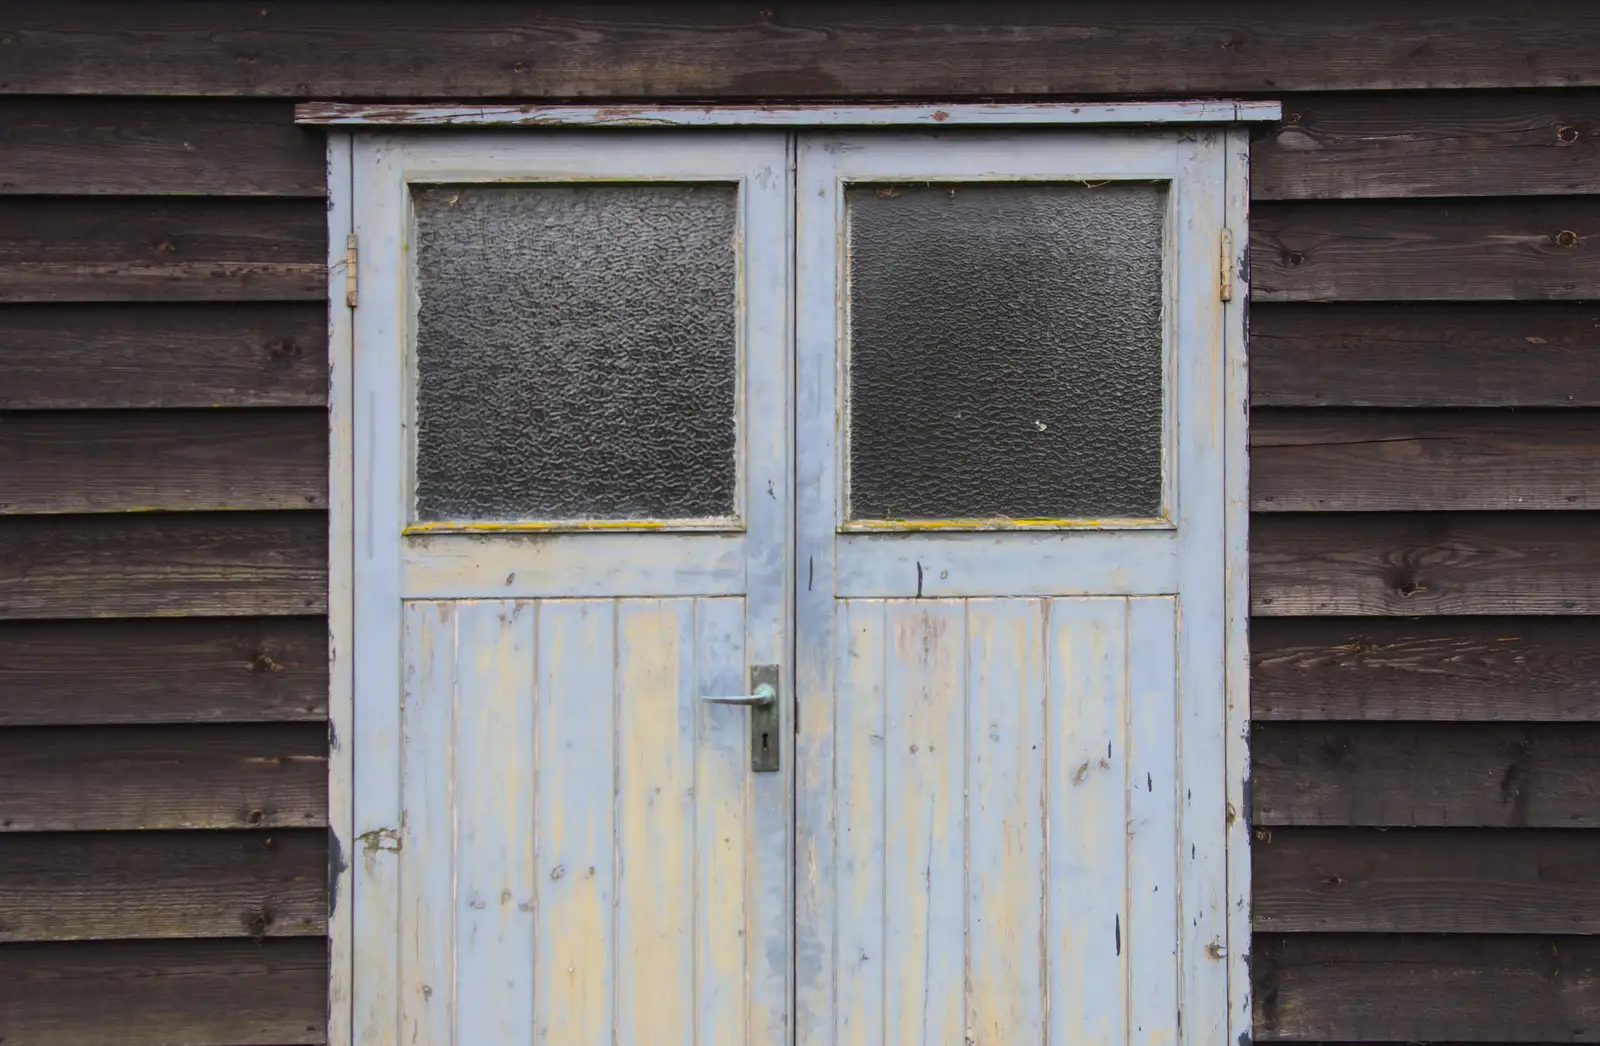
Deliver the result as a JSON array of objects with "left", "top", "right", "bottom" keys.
[{"left": 761, "top": 731, "right": 770, "bottom": 753}]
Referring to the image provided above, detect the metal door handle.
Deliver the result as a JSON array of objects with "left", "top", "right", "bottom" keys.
[
  {"left": 699, "top": 665, "right": 780, "bottom": 773},
  {"left": 700, "top": 683, "right": 775, "bottom": 707}
]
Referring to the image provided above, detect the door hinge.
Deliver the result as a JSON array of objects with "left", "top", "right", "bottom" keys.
[
  {"left": 345, "top": 233, "right": 359, "bottom": 308},
  {"left": 1219, "top": 228, "right": 1234, "bottom": 302}
]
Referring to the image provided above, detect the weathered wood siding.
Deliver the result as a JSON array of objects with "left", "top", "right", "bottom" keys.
[{"left": 0, "top": 3, "right": 1596, "bottom": 1043}]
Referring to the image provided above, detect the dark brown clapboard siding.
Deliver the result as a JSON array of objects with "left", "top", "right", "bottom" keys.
[
  {"left": 1254, "top": 828, "right": 1600, "bottom": 934},
  {"left": 0, "top": 511, "right": 326, "bottom": 619},
  {"left": 0, "top": 98, "right": 326, "bottom": 196},
  {"left": 0, "top": 196, "right": 324, "bottom": 302},
  {"left": 0, "top": 724, "right": 327, "bottom": 832},
  {"left": 0, "top": 938, "right": 326, "bottom": 1046},
  {"left": 0, "top": 617, "right": 327, "bottom": 726},
  {"left": 1253, "top": 91, "right": 1600, "bottom": 200},
  {"left": 0, "top": 302, "right": 327, "bottom": 409},
  {"left": 0, "top": 409, "right": 326, "bottom": 513},
  {"left": 1249, "top": 302, "right": 1600, "bottom": 407},
  {"left": 1252, "top": 617, "right": 1600, "bottom": 721},
  {"left": 1253, "top": 722, "right": 1600, "bottom": 827},
  {"left": 1250, "top": 409, "right": 1600, "bottom": 511},
  {"left": 0, "top": 829, "right": 325, "bottom": 941},
  {"left": 1252, "top": 197, "right": 1600, "bottom": 301},
  {"left": 1253, "top": 934, "right": 1600, "bottom": 1041},
  {"left": 1252, "top": 512, "right": 1600, "bottom": 616},
  {"left": 5, "top": 3, "right": 1600, "bottom": 97}
]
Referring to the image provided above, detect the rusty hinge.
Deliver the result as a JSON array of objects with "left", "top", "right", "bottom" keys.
[
  {"left": 344, "top": 233, "right": 359, "bottom": 308},
  {"left": 1219, "top": 228, "right": 1234, "bottom": 302}
]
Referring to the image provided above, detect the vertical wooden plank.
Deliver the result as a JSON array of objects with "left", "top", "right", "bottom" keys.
[
  {"left": 399, "top": 602, "right": 456, "bottom": 1046},
  {"left": 966, "top": 598, "right": 1048, "bottom": 1045},
  {"left": 741, "top": 133, "right": 796, "bottom": 1046},
  {"left": 883, "top": 599, "right": 966, "bottom": 1046},
  {"left": 454, "top": 600, "right": 536, "bottom": 1044},
  {"left": 1223, "top": 124, "right": 1256, "bottom": 1046},
  {"left": 350, "top": 134, "right": 404, "bottom": 1046},
  {"left": 1127, "top": 597, "right": 1179, "bottom": 1046},
  {"left": 695, "top": 597, "right": 748, "bottom": 1046},
  {"left": 1047, "top": 596, "right": 1129, "bottom": 1046},
  {"left": 792, "top": 132, "right": 840, "bottom": 1046},
  {"left": 834, "top": 600, "right": 887, "bottom": 1046},
  {"left": 1175, "top": 130, "right": 1232, "bottom": 1046},
  {"left": 533, "top": 599, "right": 616, "bottom": 1045},
  {"left": 616, "top": 598, "right": 697, "bottom": 1046},
  {"left": 324, "top": 129, "right": 354, "bottom": 1046}
]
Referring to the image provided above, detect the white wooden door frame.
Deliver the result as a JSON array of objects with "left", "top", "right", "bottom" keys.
[{"left": 321, "top": 103, "right": 1269, "bottom": 1046}]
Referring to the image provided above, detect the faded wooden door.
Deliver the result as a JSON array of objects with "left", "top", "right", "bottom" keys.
[
  {"left": 350, "top": 133, "right": 793, "bottom": 1045},
  {"left": 792, "top": 130, "right": 1233, "bottom": 1045}
]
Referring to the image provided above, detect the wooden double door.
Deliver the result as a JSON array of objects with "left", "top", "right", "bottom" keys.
[{"left": 349, "top": 126, "right": 1234, "bottom": 1045}]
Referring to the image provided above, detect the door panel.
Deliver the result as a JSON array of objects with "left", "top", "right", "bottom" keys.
[
  {"left": 398, "top": 597, "right": 754, "bottom": 1044},
  {"left": 825, "top": 598, "right": 1178, "bottom": 1044}
]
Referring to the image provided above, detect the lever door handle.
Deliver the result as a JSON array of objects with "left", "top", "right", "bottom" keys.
[
  {"left": 699, "top": 665, "right": 780, "bottom": 773},
  {"left": 700, "top": 683, "right": 776, "bottom": 707}
]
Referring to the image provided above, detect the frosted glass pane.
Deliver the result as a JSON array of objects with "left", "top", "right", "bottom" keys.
[
  {"left": 412, "top": 183, "right": 738, "bottom": 522},
  {"left": 846, "top": 181, "right": 1166, "bottom": 521}
]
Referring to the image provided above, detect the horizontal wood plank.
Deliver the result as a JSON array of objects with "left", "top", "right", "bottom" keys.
[
  {"left": 1253, "top": 197, "right": 1600, "bottom": 302},
  {"left": 1253, "top": 722, "right": 1600, "bottom": 827},
  {"left": 1250, "top": 303, "right": 1600, "bottom": 407},
  {"left": 0, "top": 409, "right": 327, "bottom": 513},
  {"left": 0, "top": 829, "right": 325, "bottom": 941},
  {"left": 1252, "top": 617, "right": 1600, "bottom": 721},
  {"left": 1253, "top": 934, "right": 1600, "bottom": 1041},
  {"left": 1251, "top": 409, "right": 1600, "bottom": 511},
  {"left": 4, "top": 3, "right": 1599, "bottom": 96},
  {"left": 0, "top": 302, "right": 327, "bottom": 409},
  {"left": 0, "top": 937, "right": 325, "bottom": 1046},
  {"left": 1253, "top": 91, "right": 1600, "bottom": 199},
  {"left": 0, "top": 98, "right": 326, "bottom": 196},
  {"left": 1254, "top": 828, "right": 1600, "bottom": 934},
  {"left": 0, "top": 197, "right": 324, "bottom": 303},
  {"left": 0, "top": 617, "right": 327, "bottom": 726},
  {"left": 0, "top": 723, "right": 327, "bottom": 831},
  {"left": 1251, "top": 512, "right": 1600, "bottom": 616},
  {"left": 0, "top": 512, "right": 326, "bottom": 619}
]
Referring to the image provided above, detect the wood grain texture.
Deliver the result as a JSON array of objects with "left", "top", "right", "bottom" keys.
[
  {"left": 1249, "top": 303, "right": 1600, "bottom": 407},
  {"left": 1252, "top": 617, "right": 1600, "bottom": 722},
  {"left": 0, "top": 302, "right": 327, "bottom": 409},
  {"left": 0, "top": 937, "right": 326, "bottom": 1046},
  {"left": 0, "top": 829, "right": 326, "bottom": 941},
  {"left": 1254, "top": 828, "right": 1600, "bottom": 934},
  {"left": 1253, "top": 91, "right": 1600, "bottom": 199},
  {"left": 4, "top": 3, "right": 1600, "bottom": 96},
  {"left": 0, "top": 616, "right": 327, "bottom": 726},
  {"left": 1252, "top": 198, "right": 1600, "bottom": 301},
  {"left": 0, "top": 98, "right": 326, "bottom": 195},
  {"left": 0, "top": 511, "right": 326, "bottom": 619},
  {"left": 1253, "top": 722, "right": 1600, "bottom": 827},
  {"left": 1252, "top": 934, "right": 1600, "bottom": 1042},
  {"left": 0, "top": 409, "right": 326, "bottom": 513},
  {"left": 1251, "top": 512, "right": 1600, "bottom": 616},
  {"left": 0, "top": 197, "right": 324, "bottom": 302},
  {"left": 0, "top": 723, "right": 327, "bottom": 832},
  {"left": 1251, "top": 409, "right": 1600, "bottom": 511}
]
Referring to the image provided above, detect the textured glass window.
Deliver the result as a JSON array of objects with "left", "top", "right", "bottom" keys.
[
  {"left": 845, "top": 182, "right": 1167, "bottom": 522},
  {"left": 412, "top": 183, "right": 739, "bottom": 523}
]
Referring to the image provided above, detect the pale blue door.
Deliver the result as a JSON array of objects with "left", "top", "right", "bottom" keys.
[
  {"left": 350, "top": 132, "right": 793, "bottom": 1045},
  {"left": 792, "top": 130, "right": 1234, "bottom": 1046},
  {"left": 346, "top": 120, "right": 1243, "bottom": 1046}
]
